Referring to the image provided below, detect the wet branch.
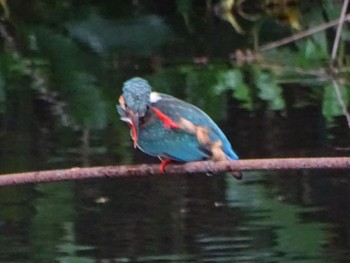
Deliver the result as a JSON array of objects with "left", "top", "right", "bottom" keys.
[{"left": 0, "top": 157, "right": 349, "bottom": 186}]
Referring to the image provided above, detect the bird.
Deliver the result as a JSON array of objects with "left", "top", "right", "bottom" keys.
[{"left": 117, "top": 77, "right": 242, "bottom": 179}]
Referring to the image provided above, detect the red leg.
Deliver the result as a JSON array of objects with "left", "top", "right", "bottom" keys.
[
  {"left": 160, "top": 159, "right": 174, "bottom": 173},
  {"left": 150, "top": 107, "right": 180, "bottom": 129}
]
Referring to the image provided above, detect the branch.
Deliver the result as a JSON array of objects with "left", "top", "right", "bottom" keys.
[
  {"left": 331, "top": 0, "right": 350, "bottom": 60},
  {"left": 0, "top": 157, "right": 349, "bottom": 186},
  {"left": 260, "top": 13, "right": 350, "bottom": 52}
]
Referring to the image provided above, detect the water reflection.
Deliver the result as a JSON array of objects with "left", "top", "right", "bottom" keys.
[{"left": 0, "top": 168, "right": 349, "bottom": 262}]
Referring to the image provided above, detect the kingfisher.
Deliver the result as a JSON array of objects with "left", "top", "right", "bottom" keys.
[{"left": 117, "top": 77, "right": 242, "bottom": 179}]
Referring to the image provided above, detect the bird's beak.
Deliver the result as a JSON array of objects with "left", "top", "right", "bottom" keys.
[{"left": 130, "top": 112, "right": 139, "bottom": 148}]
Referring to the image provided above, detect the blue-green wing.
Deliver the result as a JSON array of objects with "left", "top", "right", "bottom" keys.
[{"left": 151, "top": 93, "right": 239, "bottom": 160}]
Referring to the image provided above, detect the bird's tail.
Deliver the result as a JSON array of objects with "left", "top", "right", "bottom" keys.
[{"left": 209, "top": 141, "right": 243, "bottom": 180}]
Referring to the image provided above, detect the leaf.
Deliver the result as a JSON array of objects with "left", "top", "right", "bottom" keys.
[
  {"left": 184, "top": 69, "right": 227, "bottom": 120},
  {"left": 69, "top": 73, "right": 107, "bottom": 130},
  {"left": 214, "top": 69, "right": 253, "bottom": 110},
  {"left": 67, "top": 13, "right": 171, "bottom": 55},
  {"left": 296, "top": 39, "right": 328, "bottom": 68},
  {"left": 254, "top": 68, "right": 285, "bottom": 110},
  {"left": 34, "top": 27, "right": 107, "bottom": 130},
  {"left": 322, "top": 82, "right": 349, "bottom": 122}
]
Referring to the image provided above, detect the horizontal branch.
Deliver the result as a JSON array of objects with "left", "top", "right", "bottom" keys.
[{"left": 0, "top": 157, "right": 349, "bottom": 187}]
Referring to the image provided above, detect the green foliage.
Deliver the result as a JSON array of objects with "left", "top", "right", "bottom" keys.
[
  {"left": 68, "top": 73, "right": 107, "bottom": 130},
  {"left": 214, "top": 69, "right": 253, "bottom": 110},
  {"left": 321, "top": 0, "right": 342, "bottom": 19},
  {"left": 253, "top": 68, "right": 285, "bottom": 110},
  {"left": 214, "top": 67, "right": 286, "bottom": 111},
  {"left": 265, "top": 38, "right": 329, "bottom": 71},
  {"left": 1, "top": 53, "right": 29, "bottom": 79},
  {"left": 0, "top": 52, "right": 34, "bottom": 114},
  {"left": 34, "top": 27, "right": 107, "bottom": 130},
  {"left": 296, "top": 39, "right": 329, "bottom": 68},
  {"left": 184, "top": 68, "right": 224, "bottom": 118},
  {"left": 322, "top": 83, "right": 349, "bottom": 122}
]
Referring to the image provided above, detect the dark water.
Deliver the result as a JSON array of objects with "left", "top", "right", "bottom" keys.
[
  {"left": 0, "top": 112, "right": 349, "bottom": 262},
  {"left": 0, "top": 1, "right": 350, "bottom": 262}
]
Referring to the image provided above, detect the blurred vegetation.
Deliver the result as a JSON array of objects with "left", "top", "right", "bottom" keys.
[
  {"left": 0, "top": 1, "right": 349, "bottom": 262},
  {"left": 0, "top": 0, "right": 348, "bottom": 162},
  {"left": 0, "top": 0, "right": 348, "bottom": 132}
]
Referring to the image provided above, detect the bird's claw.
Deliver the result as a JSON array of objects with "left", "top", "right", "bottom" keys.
[{"left": 160, "top": 159, "right": 174, "bottom": 173}]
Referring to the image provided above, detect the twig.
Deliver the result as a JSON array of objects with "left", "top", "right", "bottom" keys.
[
  {"left": 260, "top": 13, "right": 350, "bottom": 52},
  {"left": 331, "top": 0, "right": 350, "bottom": 60},
  {"left": 0, "top": 157, "right": 349, "bottom": 186}
]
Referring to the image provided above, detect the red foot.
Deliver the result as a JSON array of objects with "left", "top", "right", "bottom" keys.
[
  {"left": 150, "top": 107, "right": 180, "bottom": 129},
  {"left": 160, "top": 159, "right": 174, "bottom": 173}
]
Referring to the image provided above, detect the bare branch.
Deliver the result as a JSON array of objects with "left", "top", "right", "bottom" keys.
[
  {"left": 331, "top": 0, "right": 350, "bottom": 60},
  {"left": 260, "top": 13, "right": 350, "bottom": 52},
  {"left": 0, "top": 157, "right": 349, "bottom": 186}
]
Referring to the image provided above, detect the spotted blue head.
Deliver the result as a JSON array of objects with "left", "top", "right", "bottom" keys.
[
  {"left": 122, "top": 77, "right": 152, "bottom": 117},
  {"left": 119, "top": 77, "right": 152, "bottom": 147}
]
